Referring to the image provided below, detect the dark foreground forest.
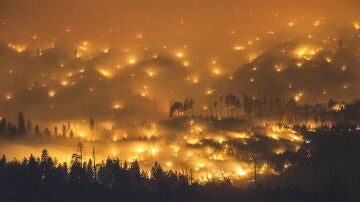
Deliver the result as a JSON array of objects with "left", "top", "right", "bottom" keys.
[{"left": 0, "top": 126, "right": 360, "bottom": 202}]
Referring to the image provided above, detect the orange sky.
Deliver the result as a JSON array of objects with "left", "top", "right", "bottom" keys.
[{"left": 0, "top": 0, "right": 358, "bottom": 47}]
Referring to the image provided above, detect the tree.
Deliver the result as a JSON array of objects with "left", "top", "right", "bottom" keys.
[
  {"left": 86, "top": 159, "right": 94, "bottom": 180},
  {"left": 169, "top": 101, "right": 183, "bottom": 118},
  {"left": 28, "top": 154, "right": 40, "bottom": 181},
  {"left": 0, "top": 118, "right": 6, "bottom": 135},
  {"left": 123, "top": 161, "right": 128, "bottom": 170},
  {"left": 225, "top": 93, "right": 240, "bottom": 119},
  {"left": 44, "top": 127, "right": 51, "bottom": 137},
  {"left": 151, "top": 161, "right": 164, "bottom": 180},
  {"left": 35, "top": 125, "right": 40, "bottom": 136},
  {"left": 40, "top": 149, "right": 54, "bottom": 180},
  {"left": 129, "top": 160, "right": 140, "bottom": 178},
  {"left": 214, "top": 101, "right": 218, "bottom": 119},
  {"left": 17, "top": 112, "right": 26, "bottom": 135},
  {"left": 92, "top": 146, "right": 97, "bottom": 180},
  {"left": 67, "top": 122, "right": 71, "bottom": 132},
  {"left": 54, "top": 126, "right": 58, "bottom": 136},
  {"left": 0, "top": 155, "right": 6, "bottom": 169},
  {"left": 90, "top": 118, "right": 95, "bottom": 130},
  {"left": 76, "top": 142, "right": 85, "bottom": 164},
  {"left": 70, "top": 153, "right": 84, "bottom": 184},
  {"left": 243, "top": 94, "right": 253, "bottom": 120},
  {"left": 62, "top": 124, "right": 67, "bottom": 137}
]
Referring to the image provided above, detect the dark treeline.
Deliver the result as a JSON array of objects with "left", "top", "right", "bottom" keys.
[
  {"left": 0, "top": 112, "right": 54, "bottom": 137},
  {"left": 0, "top": 113, "right": 96, "bottom": 138},
  {"left": 1, "top": 126, "right": 360, "bottom": 201},
  {"left": 269, "top": 127, "right": 360, "bottom": 202},
  {"left": 2, "top": 97, "right": 360, "bottom": 138},
  {"left": 170, "top": 95, "right": 360, "bottom": 126},
  {"left": 0, "top": 149, "right": 248, "bottom": 202}
]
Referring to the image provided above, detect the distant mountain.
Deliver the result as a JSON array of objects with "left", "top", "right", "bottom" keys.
[
  {"left": 218, "top": 39, "right": 360, "bottom": 102},
  {"left": 0, "top": 26, "right": 359, "bottom": 123},
  {"left": 0, "top": 44, "right": 192, "bottom": 122}
]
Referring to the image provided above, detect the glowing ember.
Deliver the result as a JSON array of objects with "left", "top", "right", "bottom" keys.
[
  {"left": 294, "top": 46, "right": 320, "bottom": 60},
  {"left": 48, "top": 90, "right": 56, "bottom": 97}
]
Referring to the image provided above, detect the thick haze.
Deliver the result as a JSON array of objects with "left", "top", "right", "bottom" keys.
[
  {"left": 0, "top": 0, "right": 359, "bottom": 124},
  {"left": 1, "top": 0, "right": 359, "bottom": 53}
]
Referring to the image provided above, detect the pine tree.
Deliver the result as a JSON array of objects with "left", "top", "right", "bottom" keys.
[
  {"left": 17, "top": 112, "right": 26, "bottom": 135},
  {"left": 35, "top": 125, "right": 40, "bottom": 136}
]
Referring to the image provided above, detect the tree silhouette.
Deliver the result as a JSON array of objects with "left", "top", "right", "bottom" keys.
[
  {"left": 44, "top": 127, "right": 51, "bottom": 137},
  {"left": 151, "top": 161, "right": 164, "bottom": 181},
  {"left": 62, "top": 124, "right": 67, "bottom": 137},
  {"left": 54, "top": 126, "right": 58, "bottom": 136},
  {"left": 35, "top": 125, "right": 40, "bottom": 136},
  {"left": 76, "top": 142, "right": 85, "bottom": 164},
  {"left": 90, "top": 118, "right": 95, "bottom": 130},
  {"left": 17, "top": 112, "right": 26, "bottom": 135},
  {"left": 169, "top": 101, "right": 183, "bottom": 118},
  {"left": 224, "top": 93, "right": 241, "bottom": 119},
  {"left": 0, "top": 117, "right": 6, "bottom": 134}
]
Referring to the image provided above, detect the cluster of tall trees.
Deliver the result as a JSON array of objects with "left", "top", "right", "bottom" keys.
[
  {"left": 1, "top": 126, "right": 360, "bottom": 202},
  {"left": 170, "top": 94, "right": 360, "bottom": 127},
  {"left": 0, "top": 112, "right": 44, "bottom": 137},
  {"left": 224, "top": 93, "right": 241, "bottom": 119},
  {"left": 268, "top": 127, "right": 360, "bottom": 201},
  {"left": 0, "top": 113, "right": 97, "bottom": 139},
  {"left": 169, "top": 97, "right": 194, "bottom": 118},
  {"left": 0, "top": 148, "right": 234, "bottom": 202}
]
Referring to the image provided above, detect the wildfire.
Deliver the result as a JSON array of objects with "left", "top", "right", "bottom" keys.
[
  {"left": 8, "top": 43, "right": 27, "bottom": 53},
  {"left": 234, "top": 45, "right": 245, "bottom": 51},
  {"left": 212, "top": 68, "right": 221, "bottom": 76},
  {"left": 331, "top": 104, "right": 344, "bottom": 111},
  {"left": 48, "top": 90, "right": 56, "bottom": 98},
  {"left": 113, "top": 103, "right": 123, "bottom": 110},
  {"left": 353, "top": 22, "right": 360, "bottom": 30},
  {"left": 97, "top": 68, "right": 113, "bottom": 78},
  {"left": 236, "top": 167, "right": 247, "bottom": 176},
  {"left": 205, "top": 89, "right": 214, "bottom": 95},
  {"left": 61, "top": 80, "right": 68, "bottom": 86},
  {"left": 146, "top": 69, "right": 156, "bottom": 77},
  {"left": 5, "top": 94, "right": 12, "bottom": 100},
  {"left": 175, "top": 51, "right": 184, "bottom": 58},
  {"left": 127, "top": 57, "right": 137, "bottom": 64},
  {"left": 294, "top": 46, "right": 320, "bottom": 60}
]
